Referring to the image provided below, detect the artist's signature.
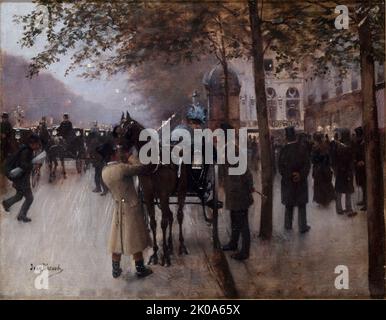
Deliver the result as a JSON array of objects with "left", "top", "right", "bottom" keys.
[
  {"left": 30, "top": 263, "right": 63, "bottom": 277},
  {"left": 30, "top": 263, "right": 64, "bottom": 290}
]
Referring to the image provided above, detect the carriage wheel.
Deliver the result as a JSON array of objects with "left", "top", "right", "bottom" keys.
[{"left": 201, "top": 165, "right": 218, "bottom": 224}]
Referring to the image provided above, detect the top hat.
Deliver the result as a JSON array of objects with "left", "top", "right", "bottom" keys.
[{"left": 285, "top": 126, "right": 296, "bottom": 141}]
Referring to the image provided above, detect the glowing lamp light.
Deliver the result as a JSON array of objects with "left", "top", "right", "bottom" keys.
[
  {"left": 75, "top": 130, "right": 81, "bottom": 137},
  {"left": 52, "top": 129, "right": 58, "bottom": 136}
]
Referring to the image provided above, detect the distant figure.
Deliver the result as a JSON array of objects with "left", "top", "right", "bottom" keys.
[
  {"left": 94, "top": 142, "right": 111, "bottom": 196},
  {"left": 0, "top": 112, "right": 13, "bottom": 161},
  {"left": 353, "top": 126, "right": 366, "bottom": 211},
  {"left": 57, "top": 113, "right": 74, "bottom": 143},
  {"left": 37, "top": 117, "right": 50, "bottom": 151},
  {"left": 2, "top": 134, "right": 41, "bottom": 223},
  {"left": 0, "top": 112, "right": 13, "bottom": 194},
  {"left": 251, "top": 136, "right": 259, "bottom": 171},
  {"left": 91, "top": 121, "right": 99, "bottom": 134},
  {"left": 278, "top": 127, "right": 311, "bottom": 233},
  {"left": 102, "top": 146, "right": 152, "bottom": 279},
  {"left": 311, "top": 132, "right": 335, "bottom": 206},
  {"left": 333, "top": 128, "right": 356, "bottom": 217}
]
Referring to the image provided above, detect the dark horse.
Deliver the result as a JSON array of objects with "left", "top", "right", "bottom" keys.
[{"left": 117, "top": 112, "right": 188, "bottom": 266}]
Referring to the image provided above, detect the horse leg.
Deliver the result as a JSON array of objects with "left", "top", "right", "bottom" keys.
[
  {"left": 61, "top": 158, "right": 66, "bottom": 178},
  {"left": 160, "top": 197, "right": 171, "bottom": 267},
  {"left": 167, "top": 208, "right": 174, "bottom": 255},
  {"left": 147, "top": 201, "right": 159, "bottom": 265},
  {"left": 48, "top": 159, "right": 53, "bottom": 183},
  {"left": 177, "top": 205, "right": 188, "bottom": 255},
  {"left": 53, "top": 158, "right": 58, "bottom": 178},
  {"left": 177, "top": 167, "right": 188, "bottom": 255}
]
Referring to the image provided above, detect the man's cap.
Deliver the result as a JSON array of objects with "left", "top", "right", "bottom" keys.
[{"left": 2, "top": 112, "right": 9, "bottom": 118}]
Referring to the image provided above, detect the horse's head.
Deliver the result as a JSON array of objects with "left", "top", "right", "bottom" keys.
[{"left": 115, "top": 111, "right": 144, "bottom": 152}]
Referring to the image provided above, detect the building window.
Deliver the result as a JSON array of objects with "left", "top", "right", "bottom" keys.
[
  {"left": 286, "top": 87, "right": 300, "bottom": 120},
  {"left": 264, "top": 59, "right": 274, "bottom": 73},
  {"left": 266, "top": 87, "right": 277, "bottom": 121}
]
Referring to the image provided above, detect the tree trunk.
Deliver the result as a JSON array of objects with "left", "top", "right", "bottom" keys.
[
  {"left": 248, "top": 0, "right": 273, "bottom": 239},
  {"left": 358, "top": 16, "right": 385, "bottom": 299}
]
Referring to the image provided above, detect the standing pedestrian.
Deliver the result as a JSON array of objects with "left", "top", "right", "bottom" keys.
[
  {"left": 278, "top": 127, "right": 311, "bottom": 233},
  {"left": 311, "top": 132, "right": 335, "bottom": 206},
  {"left": 222, "top": 162, "right": 254, "bottom": 261},
  {"left": 102, "top": 146, "right": 152, "bottom": 278},
  {"left": 333, "top": 128, "right": 357, "bottom": 217}
]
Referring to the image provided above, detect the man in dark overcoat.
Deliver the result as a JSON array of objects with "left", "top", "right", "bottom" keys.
[
  {"left": 2, "top": 134, "right": 41, "bottom": 222},
  {"left": 334, "top": 128, "right": 356, "bottom": 216},
  {"left": 57, "top": 113, "right": 74, "bottom": 143},
  {"left": 278, "top": 127, "right": 311, "bottom": 233},
  {"left": 222, "top": 163, "right": 254, "bottom": 260}
]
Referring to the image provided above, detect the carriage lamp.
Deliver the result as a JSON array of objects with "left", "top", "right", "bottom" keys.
[
  {"left": 100, "top": 132, "right": 105, "bottom": 137},
  {"left": 52, "top": 129, "right": 58, "bottom": 136},
  {"left": 15, "top": 130, "right": 21, "bottom": 140},
  {"left": 75, "top": 130, "right": 81, "bottom": 137}
]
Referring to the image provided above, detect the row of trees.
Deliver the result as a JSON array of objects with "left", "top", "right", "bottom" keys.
[{"left": 19, "top": 0, "right": 384, "bottom": 298}]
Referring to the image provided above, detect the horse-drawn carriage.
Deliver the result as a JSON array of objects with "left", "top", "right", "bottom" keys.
[
  {"left": 117, "top": 111, "right": 222, "bottom": 266},
  {"left": 42, "top": 125, "right": 87, "bottom": 181}
]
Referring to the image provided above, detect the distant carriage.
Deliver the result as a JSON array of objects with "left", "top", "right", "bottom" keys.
[{"left": 46, "top": 126, "right": 86, "bottom": 182}]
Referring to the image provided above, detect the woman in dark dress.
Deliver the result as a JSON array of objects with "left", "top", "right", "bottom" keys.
[{"left": 311, "top": 133, "right": 335, "bottom": 207}]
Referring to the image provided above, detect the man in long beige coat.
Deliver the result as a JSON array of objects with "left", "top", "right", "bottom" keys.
[{"left": 101, "top": 145, "right": 152, "bottom": 278}]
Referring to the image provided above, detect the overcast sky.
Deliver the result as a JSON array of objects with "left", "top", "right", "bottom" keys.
[{"left": 1, "top": 2, "right": 141, "bottom": 113}]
